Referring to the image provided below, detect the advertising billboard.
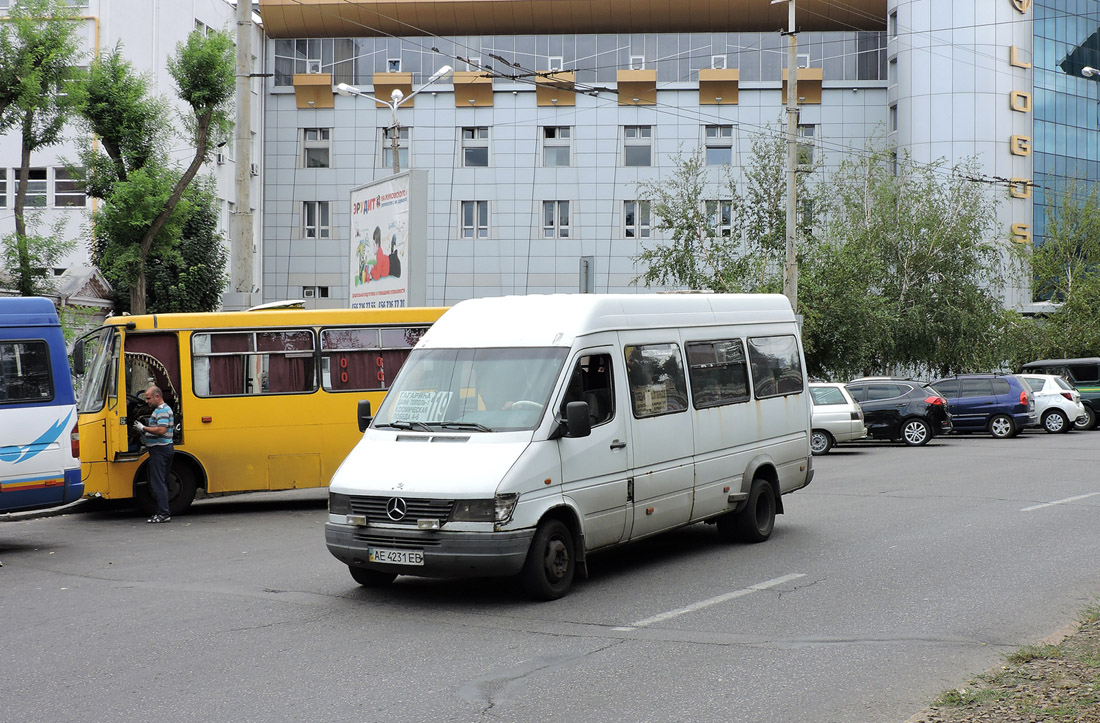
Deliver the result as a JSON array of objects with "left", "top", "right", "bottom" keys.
[{"left": 348, "top": 171, "right": 427, "bottom": 309}]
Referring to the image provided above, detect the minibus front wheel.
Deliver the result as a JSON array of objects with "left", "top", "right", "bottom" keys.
[{"left": 521, "top": 519, "right": 575, "bottom": 600}]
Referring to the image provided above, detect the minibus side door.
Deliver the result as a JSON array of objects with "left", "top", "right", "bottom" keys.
[
  {"left": 621, "top": 335, "right": 695, "bottom": 540},
  {"left": 556, "top": 348, "right": 634, "bottom": 550}
]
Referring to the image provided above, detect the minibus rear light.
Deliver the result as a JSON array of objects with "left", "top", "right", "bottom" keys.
[{"left": 70, "top": 423, "right": 79, "bottom": 458}]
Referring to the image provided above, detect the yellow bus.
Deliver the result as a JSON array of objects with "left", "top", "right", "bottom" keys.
[{"left": 72, "top": 305, "right": 447, "bottom": 515}]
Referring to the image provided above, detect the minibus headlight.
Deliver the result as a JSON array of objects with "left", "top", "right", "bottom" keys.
[
  {"left": 451, "top": 499, "right": 495, "bottom": 522},
  {"left": 451, "top": 494, "right": 520, "bottom": 524},
  {"left": 329, "top": 492, "right": 352, "bottom": 515}
]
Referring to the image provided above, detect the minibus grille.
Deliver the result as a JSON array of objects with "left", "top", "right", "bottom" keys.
[
  {"left": 353, "top": 532, "right": 443, "bottom": 548},
  {"left": 348, "top": 495, "right": 456, "bottom": 524}
]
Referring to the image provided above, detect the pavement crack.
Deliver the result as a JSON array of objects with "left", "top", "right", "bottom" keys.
[{"left": 459, "top": 639, "right": 626, "bottom": 719}]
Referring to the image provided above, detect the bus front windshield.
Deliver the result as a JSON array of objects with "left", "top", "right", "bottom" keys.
[
  {"left": 76, "top": 327, "right": 118, "bottom": 414},
  {"left": 373, "top": 347, "right": 569, "bottom": 432}
]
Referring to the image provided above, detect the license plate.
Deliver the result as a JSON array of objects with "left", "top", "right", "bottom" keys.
[{"left": 368, "top": 547, "right": 424, "bottom": 566}]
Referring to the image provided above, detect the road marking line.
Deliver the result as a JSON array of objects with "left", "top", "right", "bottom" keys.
[
  {"left": 612, "top": 573, "right": 805, "bottom": 631},
  {"left": 1021, "top": 492, "right": 1100, "bottom": 512}
]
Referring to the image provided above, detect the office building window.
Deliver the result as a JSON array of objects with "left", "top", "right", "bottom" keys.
[
  {"left": 0, "top": 169, "right": 6, "bottom": 208},
  {"left": 542, "top": 201, "right": 570, "bottom": 238},
  {"left": 15, "top": 168, "right": 47, "bottom": 207},
  {"left": 705, "top": 125, "right": 734, "bottom": 166},
  {"left": 302, "top": 201, "right": 331, "bottom": 239},
  {"left": 462, "top": 127, "right": 490, "bottom": 167},
  {"left": 624, "top": 200, "right": 651, "bottom": 238},
  {"left": 303, "top": 286, "right": 329, "bottom": 299},
  {"left": 705, "top": 200, "right": 732, "bottom": 237},
  {"left": 797, "top": 124, "right": 816, "bottom": 165},
  {"left": 543, "top": 126, "right": 572, "bottom": 167},
  {"left": 889, "top": 11, "right": 898, "bottom": 38},
  {"left": 623, "top": 125, "right": 652, "bottom": 167},
  {"left": 381, "top": 127, "right": 410, "bottom": 169},
  {"left": 889, "top": 104, "right": 898, "bottom": 133},
  {"left": 461, "top": 201, "right": 489, "bottom": 239},
  {"left": 301, "top": 128, "right": 331, "bottom": 168},
  {"left": 54, "top": 167, "right": 85, "bottom": 207}
]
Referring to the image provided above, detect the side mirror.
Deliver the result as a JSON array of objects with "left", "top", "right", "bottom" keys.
[
  {"left": 72, "top": 339, "right": 85, "bottom": 375},
  {"left": 565, "top": 401, "right": 591, "bottom": 439},
  {"left": 357, "top": 400, "right": 372, "bottom": 433}
]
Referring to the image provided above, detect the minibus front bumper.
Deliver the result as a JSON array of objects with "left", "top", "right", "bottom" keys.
[{"left": 325, "top": 522, "right": 535, "bottom": 578}]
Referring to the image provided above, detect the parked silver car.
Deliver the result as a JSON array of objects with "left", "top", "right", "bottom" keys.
[
  {"left": 1018, "top": 374, "right": 1086, "bottom": 433},
  {"left": 809, "top": 382, "right": 867, "bottom": 454}
]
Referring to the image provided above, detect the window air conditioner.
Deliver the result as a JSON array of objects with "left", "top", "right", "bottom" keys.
[
  {"left": 215, "top": 151, "right": 225, "bottom": 165},
  {"left": 250, "top": 163, "right": 259, "bottom": 177},
  {"left": 303, "top": 287, "right": 316, "bottom": 298}
]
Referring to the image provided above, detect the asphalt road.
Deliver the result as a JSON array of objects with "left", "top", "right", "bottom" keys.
[{"left": 2, "top": 430, "right": 1099, "bottom": 723}]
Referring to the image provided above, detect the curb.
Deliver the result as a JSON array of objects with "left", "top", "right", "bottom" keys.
[{"left": 0, "top": 497, "right": 90, "bottom": 523}]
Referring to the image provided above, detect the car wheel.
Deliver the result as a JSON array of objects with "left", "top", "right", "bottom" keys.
[
  {"left": 901, "top": 418, "right": 931, "bottom": 446},
  {"left": 520, "top": 519, "right": 575, "bottom": 600},
  {"left": 810, "top": 429, "right": 833, "bottom": 455},
  {"left": 989, "top": 414, "right": 1015, "bottom": 439},
  {"left": 1074, "top": 405, "right": 1097, "bottom": 431},
  {"left": 1042, "top": 410, "right": 1068, "bottom": 434},
  {"left": 717, "top": 478, "right": 776, "bottom": 543},
  {"left": 349, "top": 566, "right": 397, "bottom": 587}
]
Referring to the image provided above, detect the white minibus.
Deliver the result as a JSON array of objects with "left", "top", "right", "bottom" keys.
[{"left": 325, "top": 294, "right": 813, "bottom": 598}]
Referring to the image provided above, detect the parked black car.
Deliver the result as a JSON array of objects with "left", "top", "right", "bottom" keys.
[
  {"left": 928, "top": 374, "right": 1036, "bottom": 439},
  {"left": 845, "top": 378, "right": 951, "bottom": 446}
]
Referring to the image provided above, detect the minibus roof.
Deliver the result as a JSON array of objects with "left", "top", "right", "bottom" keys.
[
  {"left": 0, "top": 296, "right": 61, "bottom": 328},
  {"left": 421, "top": 293, "right": 795, "bottom": 348}
]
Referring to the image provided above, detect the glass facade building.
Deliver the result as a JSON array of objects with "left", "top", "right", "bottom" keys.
[{"left": 1032, "top": 0, "right": 1100, "bottom": 248}]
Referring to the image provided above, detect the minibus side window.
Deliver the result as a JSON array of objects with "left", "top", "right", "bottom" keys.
[
  {"left": 559, "top": 353, "right": 615, "bottom": 425},
  {"left": 320, "top": 326, "right": 427, "bottom": 392},
  {"left": 0, "top": 341, "right": 52, "bottom": 403},
  {"left": 747, "top": 335, "right": 804, "bottom": 398},
  {"left": 193, "top": 329, "right": 317, "bottom": 396},
  {"left": 685, "top": 339, "right": 750, "bottom": 409},
  {"left": 625, "top": 343, "right": 688, "bottom": 418}
]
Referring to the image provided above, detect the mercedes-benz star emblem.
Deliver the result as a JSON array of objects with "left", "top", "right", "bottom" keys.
[{"left": 386, "top": 497, "right": 407, "bottom": 521}]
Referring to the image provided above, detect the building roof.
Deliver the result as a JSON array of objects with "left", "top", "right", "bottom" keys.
[{"left": 259, "top": 0, "right": 887, "bottom": 38}]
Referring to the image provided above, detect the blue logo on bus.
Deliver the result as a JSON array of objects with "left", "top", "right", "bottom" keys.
[{"left": 0, "top": 409, "right": 73, "bottom": 464}]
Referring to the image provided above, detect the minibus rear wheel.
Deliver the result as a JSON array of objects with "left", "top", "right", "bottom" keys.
[
  {"left": 349, "top": 566, "right": 397, "bottom": 587},
  {"left": 717, "top": 478, "right": 775, "bottom": 543},
  {"left": 521, "top": 519, "right": 575, "bottom": 600}
]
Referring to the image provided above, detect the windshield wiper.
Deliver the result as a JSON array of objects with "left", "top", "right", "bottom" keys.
[
  {"left": 375, "top": 420, "right": 435, "bottom": 432},
  {"left": 435, "top": 421, "right": 494, "bottom": 433}
]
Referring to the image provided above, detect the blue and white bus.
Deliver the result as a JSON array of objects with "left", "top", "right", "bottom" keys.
[{"left": 0, "top": 297, "right": 83, "bottom": 514}]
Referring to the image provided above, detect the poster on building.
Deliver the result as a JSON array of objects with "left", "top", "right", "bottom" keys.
[{"left": 349, "top": 172, "right": 426, "bottom": 309}]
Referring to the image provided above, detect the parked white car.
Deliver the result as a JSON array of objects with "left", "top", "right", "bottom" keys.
[
  {"left": 808, "top": 382, "right": 867, "bottom": 454},
  {"left": 1018, "top": 374, "right": 1086, "bottom": 433}
]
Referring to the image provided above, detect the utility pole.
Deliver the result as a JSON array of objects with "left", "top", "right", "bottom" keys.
[
  {"left": 779, "top": 0, "right": 799, "bottom": 313},
  {"left": 229, "top": 0, "right": 255, "bottom": 308},
  {"left": 390, "top": 119, "right": 401, "bottom": 174}
]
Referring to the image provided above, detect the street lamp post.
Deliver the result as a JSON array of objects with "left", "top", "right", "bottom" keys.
[
  {"left": 336, "top": 65, "right": 453, "bottom": 174},
  {"left": 772, "top": 0, "right": 799, "bottom": 314}
]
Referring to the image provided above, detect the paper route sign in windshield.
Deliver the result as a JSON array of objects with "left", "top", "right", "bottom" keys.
[{"left": 391, "top": 391, "right": 453, "bottom": 421}]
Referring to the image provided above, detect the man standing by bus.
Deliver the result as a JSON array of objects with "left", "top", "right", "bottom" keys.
[{"left": 133, "top": 385, "right": 174, "bottom": 523}]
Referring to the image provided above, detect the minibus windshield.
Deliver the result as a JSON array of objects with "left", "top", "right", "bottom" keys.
[
  {"left": 76, "top": 327, "right": 118, "bottom": 413},
  {"left": 373, "top": 347, "right": 569, "bottom": 432}
]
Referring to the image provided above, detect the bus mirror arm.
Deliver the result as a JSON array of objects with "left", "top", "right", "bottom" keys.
[{"left": 357, "top": 400, "right": 372, "bottom": 433}]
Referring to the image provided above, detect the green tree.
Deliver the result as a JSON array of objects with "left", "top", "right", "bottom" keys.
[
  {"left": 75, "top": 31, "right": 233, "bottom": 313},
  {"left": 0, "top": 0, "right": 83, "bottom": 295},
  {"left": 1029, "top": 182, "right": 1100, "bottom": 358},
  {"left": 147, "top": 181, "right": 228, "bottom": 313},
  {"left": 635, "top": 131, "right": 819, "bottom": 294},
  {"left": 812, "top": 147, "right": 1019, "bottom": 377}
]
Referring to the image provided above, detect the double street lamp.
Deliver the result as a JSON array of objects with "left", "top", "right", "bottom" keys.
[{"left": 336, "top": 65, "right": 453, "bottom": 174}]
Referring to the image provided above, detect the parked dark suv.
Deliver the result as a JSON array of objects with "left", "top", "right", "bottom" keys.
[
  {"left": 1020, "top": 358, "right": 1100, "bottom": 430},
  {"left": 845, "top": 379, "right": 951, "bottom": 446},
  {"left": 928, "top": 374, "right": 1036, "bottom": 439}
]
